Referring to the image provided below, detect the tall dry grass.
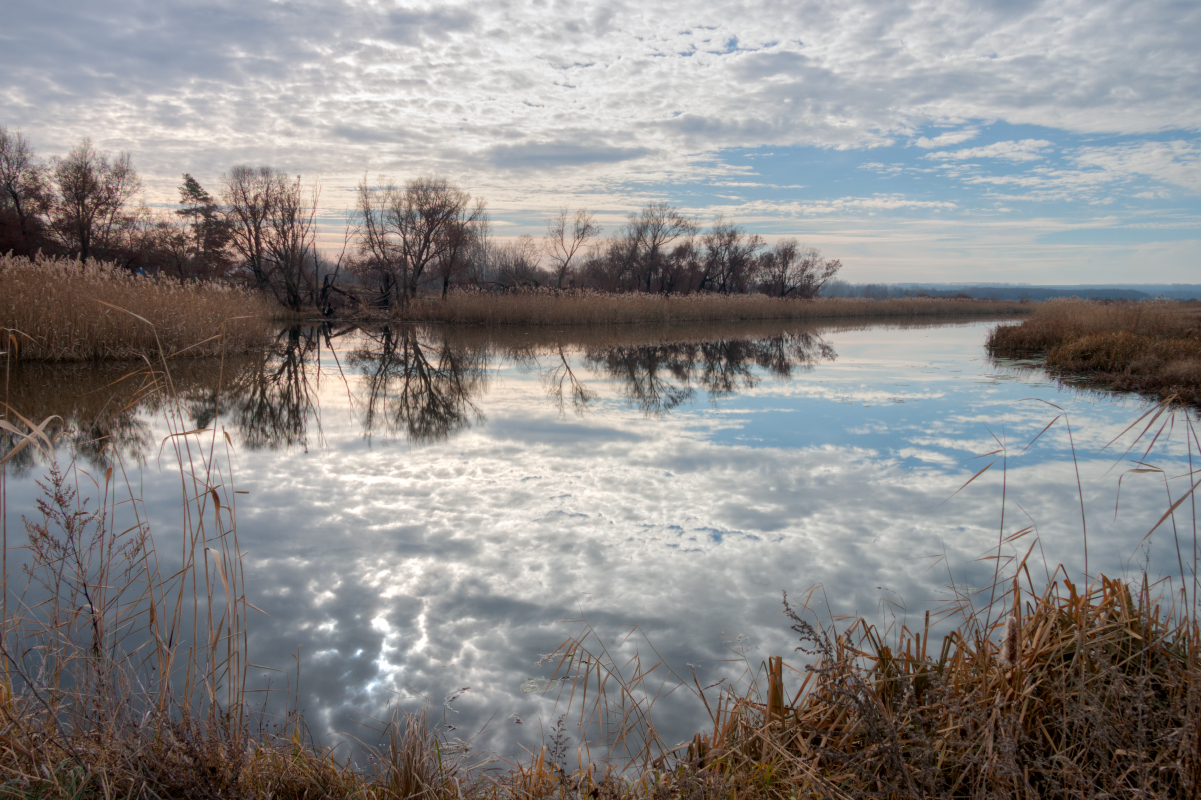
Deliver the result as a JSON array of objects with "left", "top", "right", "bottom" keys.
[
  {"left": 390, "top": 289, "right": 1031, "bottom": 326},
  {"left": 1, "top": 254, "right": 280, "bottom": 361},
  {"left": 988, "top": 299, "right": 1201, "bottom": 404}
]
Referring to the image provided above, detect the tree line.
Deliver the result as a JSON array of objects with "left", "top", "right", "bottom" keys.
[{"left": 0, "top": 127, "right": 842, "bottom": 312}]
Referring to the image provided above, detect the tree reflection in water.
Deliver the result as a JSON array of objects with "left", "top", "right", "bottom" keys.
[
  {"left": 222, "top": 326, "right": 327, "bottom": 452},
  {"left": 4, "top": 325, "right": 838, "bottom": 466},
  {"left": 348, "top": 326, "right": 489, "bottom": 445},
  {"left": 575, "top": 331, "right": 836, "bottom": 418}
]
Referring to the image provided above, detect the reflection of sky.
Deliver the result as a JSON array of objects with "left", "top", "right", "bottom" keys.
[{"left": 5, "top": 320, "right": 1199, "bottom": 761}]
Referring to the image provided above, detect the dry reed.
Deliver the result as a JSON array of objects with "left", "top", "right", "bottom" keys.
[
  {"left": 386, "top": 289, "right": 1031, "bottom": 327},
  {"left": 637, "top": 574, "right": 1201, "bottom": 798},
  {"left": 988, "top": 298, "right": 1201, "bottom": 404},
  {"left": 1, "top": 254, "right": 280, "bottom": 361}
]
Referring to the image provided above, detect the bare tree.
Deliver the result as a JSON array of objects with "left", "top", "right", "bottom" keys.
[
  {"left": 222, "top": 166, "right": 321, "bottom": 309},
  {"left": 626, "top": 202, "right": 694, "bottom": 292},
  {"left": 354, "top": 175, "right": 403, "bottom": 307},
  {"left": 701, "top": 217, "right": 762, "bottom": 294},
  {"left": 354, "top": 176, "right": 471, "bottom": 308},
  {"left": 464, "top": 200, "right": 493, "bottom": 286},
  {"left": 222, "top": 166, "right": 278, "bottom": 291},
  {"left": 50, "top": 139, "right": 141, "bottom": 261},
  {"left": 544, "top": 208, "right": 600, "bottom": 289},
  {"left": 265, "top": 175, "right": 322, "bottom": 310},
  {"left": 493, "top": 235, "right": 547, "bottom": 288},
  {"left": 433, "top": 197, "right": 486, "bottom": 297},
  {"left": 0, "top": 126, "right": 50, "bottom": 254},
  {"left": 757, "top": 240, "right": 842, "bottom": 298},
  {"left": 396, "top": 177, "right": 469, "bottom": 301}
]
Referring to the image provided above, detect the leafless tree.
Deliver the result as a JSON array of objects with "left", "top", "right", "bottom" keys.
[
  {"left": 544, "top": 208, "right": 600, "bottom": 289},
  {"left": 467, "top": 202, "right": 494, "bottom": 285},
  {"left": 626, "top": 202, "right": 695, "bottom": 292},
  {"left": 222, "top": 166, "right": 321, "bottom": 310},
  {"left": 493, "top": 235, "right": 548, "bottom": 288},
  {"left": 353, "top": 175, "right": 403, "bottom": 306},
  {"left": 757, "top": 240, "right": 842, "bottom": 298},
  {"left": 433, "top": 197, "right": 487, "bottom": 297},
  {"left": 222, "top": 166, "right": 278, "bottom": 291},
  {"left": 50, "top": 139, "right": 142, "bottom": 261},
  {"left": 0, "top": 126, "right": 50, "bottom": 254},
  {"left": 354, "top": 176, "right": 472, "bottom": 307},
  {"left": 266, "top": 175, "right": 322, "bottom": 310},
  {"left": 701, "top": 217, "right": 762, "bottom": 294}
]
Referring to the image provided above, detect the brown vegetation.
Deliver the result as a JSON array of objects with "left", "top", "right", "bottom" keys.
[
  {"left": 539, "top": 572, "right": 1201, "bottom": 799},
  {"left": 384, "top": 289, "right": 1031, "bottom": 326},
  {"left": 0, "top": 254, "right": 280, "bottom": 360},
  {"left": 988, "top": 298, "right": 1201, "bottom": 404}
]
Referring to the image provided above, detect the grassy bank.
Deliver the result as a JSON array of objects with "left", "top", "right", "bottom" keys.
[
  {"left": 1, "top": 254, "right": 280, "bottom": 361},
  {"left": 386, "top": 290, "right": 1032, "bottom": 326},
  {"left": 988, "top": 298, "right": 1201, "bottom": 404}
]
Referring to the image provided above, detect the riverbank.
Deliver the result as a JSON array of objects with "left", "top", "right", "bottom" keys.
[
  {"left": 1, "top": 255, "right": 1032, "bottom": 362},
  {"left": 0, "top": 254, "right": 279, "bottom": 361},
  {"left": 377, "top": 290, "right": 1033, "bottom": 326},
  {"left": 987, "top": 298, "right": 1201, "bottom": 404}
]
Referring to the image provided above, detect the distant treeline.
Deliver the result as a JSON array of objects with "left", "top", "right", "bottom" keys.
[
  {"left": 823, "top": 280, "right": 1201, "bottom": 301},
  {"left": 0, "top": 127, "right": 842, "bottom": 313}
]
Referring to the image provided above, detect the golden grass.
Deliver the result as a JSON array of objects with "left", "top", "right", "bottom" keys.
[
  {"left": 988, "top": 299, "right": 1201, "bottom": 404},
  {"left": 0, "top": 254, "right": 281, "bottom": 361},
  {"left": 656, "top": 574, "right": 1200, "bottom": 798},
  {"left": 388, "top": 289, "right": 1032, "bottom": 326}
]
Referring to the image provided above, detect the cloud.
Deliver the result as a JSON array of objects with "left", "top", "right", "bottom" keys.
[
  {"left": 926, "top": 139, "right": 1054, "bottom": 162},
  {"left": 2, "top": 0, "right": 1200, "bottom": 282},
  {"left": 485, "top": 141, "right": 654, "bottom": 170},
  {"left": 4, "top": 0, "right": 1200, "bottom": 188},
  {"left": 914, "top": 129, "right": 980, "bottom": 148},
  {"left": 1070, "top": 140, "right": 1201, "bottom": 192}
]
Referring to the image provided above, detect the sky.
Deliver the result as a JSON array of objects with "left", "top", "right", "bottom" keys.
[{"left": 2, "top": 0, "right": 1200, "bottom": 282}]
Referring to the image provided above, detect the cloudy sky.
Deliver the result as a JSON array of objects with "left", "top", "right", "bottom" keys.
[{"left": 3, "top": 0, "right": 1199, "bottom": 282}]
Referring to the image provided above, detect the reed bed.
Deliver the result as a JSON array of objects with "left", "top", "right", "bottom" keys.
[
  {"left": 644, "top": 574, "right": 1201, "bottom": 798},
  {"left": 1, "top": 254, "right": 280, "bottom": 361},
  {"left": 988, "top": 298, "right": 1201, "bottom": 403},
  {"left": 390, "top": 289, "right": 1031, "bottom": 327}
]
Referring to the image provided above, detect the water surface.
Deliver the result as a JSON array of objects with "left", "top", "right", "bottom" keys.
[{"left": 4, "top": 318, "right": 1197, "bottom": 759}]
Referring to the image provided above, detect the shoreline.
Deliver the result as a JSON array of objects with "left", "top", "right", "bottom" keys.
[{"left": 987, "top": 299, "right": 1201, "bottom": 406}]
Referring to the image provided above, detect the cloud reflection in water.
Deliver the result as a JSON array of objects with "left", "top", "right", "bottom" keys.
[{"left": 4, "top": 320, "right": 1197, "bottom": 760}]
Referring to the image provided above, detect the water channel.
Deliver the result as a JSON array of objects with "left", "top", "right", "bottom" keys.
[{"left": 3, "top": 317, "right": 1197, "bottom": 760}]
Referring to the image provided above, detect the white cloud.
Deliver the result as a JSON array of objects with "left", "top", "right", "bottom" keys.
[
  {"left": 1070, "top": 140, "right": 1201, "bottom": 192},
  {"left": 915, "top": 129, "right": 980, "bottom": 148},
  {"left": 926, "top": 139, "right": 1054, "bottom": 162},
  {"left": 2, "top": 0, "right": 1199, "bottom": 202}
]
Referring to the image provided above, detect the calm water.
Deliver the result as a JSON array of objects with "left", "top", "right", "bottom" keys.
[{"left": 4, "top": 318, "right": 1198, "bottom": 759}]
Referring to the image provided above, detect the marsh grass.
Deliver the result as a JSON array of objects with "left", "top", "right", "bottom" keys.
[
  {"left": 1, "top": 254, "right": 279, "bottom": 361},
  {"left": 988, "top": 298, "right": 1201, "bottom": 404},
  {"left": 385, "top": 289, "right": 1031, "bottom": 327},
  {"left": 1, "top": 318, "right": 1200, "bottom": 798}
]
